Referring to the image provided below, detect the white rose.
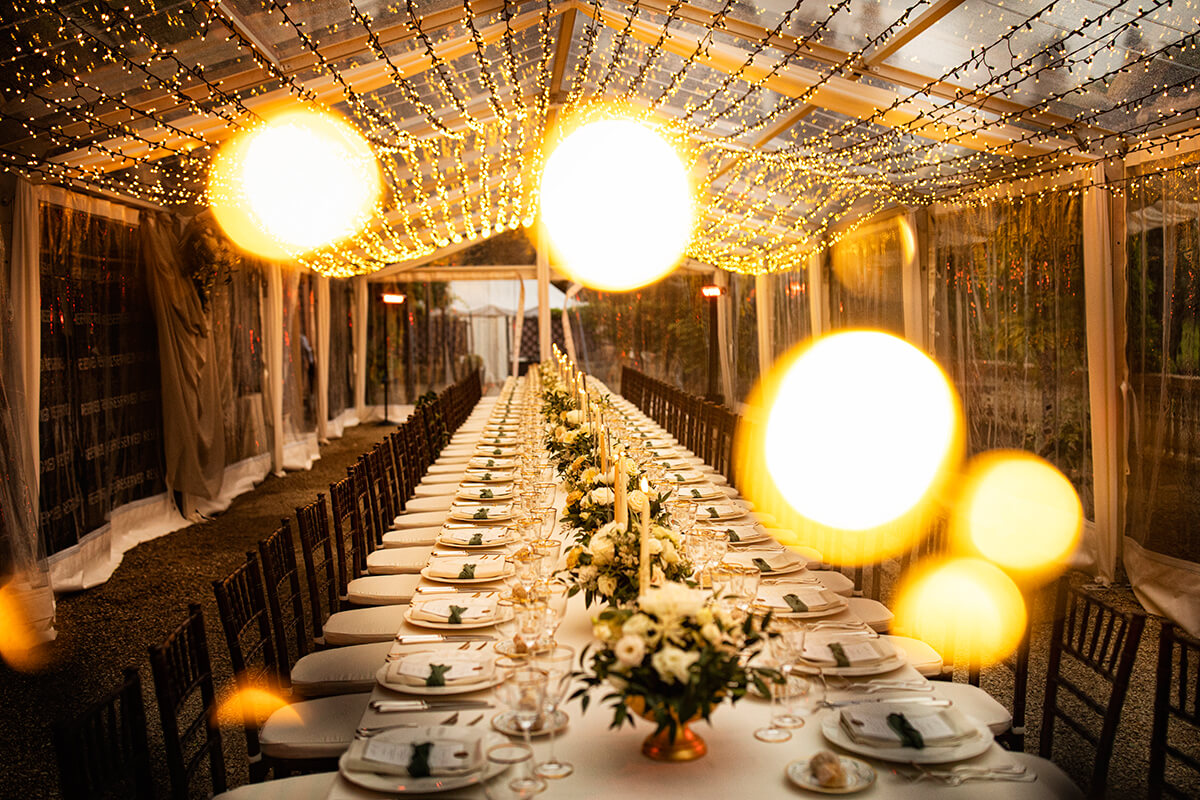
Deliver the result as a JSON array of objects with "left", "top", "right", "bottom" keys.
[
  {"left": 700, "top": 623, "right": 722, "bottom": 644},
  {"left": 628, "top": 490, "right": 648, "bottom": 514},
  {"left": 615, "top": 635, "right": 646, "bottom": 667},
  {"left": 590, "top": 532, "right": 615, "bottom": 565},
  {"left": 596, "top": 469, "right": 613, "bottom": 485},
  {"left": 577, "top": 565, "right": 598, "bottom": 586},
  {"left": 597, "top": 574, "right": 617, "bottom": 597},
  {"left": 648, "top": 537, "right": 664, "bottom": 556},
  {"left": 639, "top": 582, "right": 706, "bottom": 620},
  {"left": 660, "top": 540, "right": 679, "bottom": 565},
  {"left": 565, "top": 409, "right": 582, "bottom": 426},
  {"left": 589, "top": 487, "right": 615, "bottom": 506},
  {"left": 651, "top": 646, "right": 700, "bottom": 684},
  {"left": 622, "top": 613, "right": 656, "bottom": 640}
]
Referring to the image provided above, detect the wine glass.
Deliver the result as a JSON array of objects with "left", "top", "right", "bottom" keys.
[
  {"left": 770, "top": 624, "right": 811, "bottom": 729},
  {"left": 483, "top": 741, "right": 537, "bottom": 800},
  {"left": 533, "top": 645, "right": 576, "bottom": 779},
  {"left": 494, "top": 659, "right": 549, "bottom": 794}
]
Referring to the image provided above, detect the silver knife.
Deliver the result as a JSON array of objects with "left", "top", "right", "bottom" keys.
[
  {"left": 822, "top": 696, "right": 951, "bottom": 709},
  {"left": 395, "top": 634, "right": 495, "bottom": 644},
  {"left": 370, "top": 699, "right": 494, "bottom": 713}
]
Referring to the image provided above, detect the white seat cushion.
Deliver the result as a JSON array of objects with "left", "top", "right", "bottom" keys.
[
  {"left": 367, "top": 547, "right": 431, "bottom": 575},
  {"left": 415, "top": 474, "right": 464, "bottom": 489},
  {"left": 347, "top": 573, "right": 421, "bottom": 605},
  {"left": 439, "top": 445, "right": 478, "bottom": 457},
  {"left": 883, "top": 635, "right": 943, "bottom": 678},
  {"left": 381, "top": 528, "right": 439, "bottom": 548},
  {"left": 290, "top": 642, "right": 393, "bottom": 697},
  {"left": 259, "top": 692, "right": 369, "bottom": 760},
  {"left": 322, "top": 605, "right": 409, "bottom": 645},
  {"left": 403, "top": 495, "right": 454, "bottom": 513},
  {"left": 427, "top": 462, "right": 469, "bottom": 474},
  {"left": 936, "top": 681, "right": 1012, "bottom": 735},
  {"left": 810, "top": 570, "right": 855, "bottom": 597},
  {"left": 847, "top": 597, "right": 894, "bottom": 632},
  {"left": 391, "top": 510, "right": 452, "bottom": 529},
  {"left": 214, "top": 771, "right": 338, "bottom": 799}
]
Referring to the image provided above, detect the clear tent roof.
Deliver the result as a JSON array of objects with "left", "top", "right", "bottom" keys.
[{"left": 1, "top": 0, "right": 1198, "bottom": 275}]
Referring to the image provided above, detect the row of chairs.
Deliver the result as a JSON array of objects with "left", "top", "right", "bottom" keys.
[
  {"left": 620, "top": 366, "right": 739, "bottom": 486},
  {"left": 51, "top": 371, "right": 484, "bottom": 799}
]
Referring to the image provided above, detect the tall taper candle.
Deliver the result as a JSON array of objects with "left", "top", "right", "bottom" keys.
[
  {"left": 614, "top": 456, "right": 628, "bottom": 526},
  {"left": 639, "top": 477, "right": 651, "bottom": 595}
]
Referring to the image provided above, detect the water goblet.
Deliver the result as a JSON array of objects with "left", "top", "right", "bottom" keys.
[
  {"left": 494, "top": 659, "right": 549, "bottom": 794},
  {"left": 533, "top": 645, "right": 576, "bottom": 779}
]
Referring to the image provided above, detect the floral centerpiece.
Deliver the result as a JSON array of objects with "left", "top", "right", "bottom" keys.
[
  {"left": 573, "top": 583, "right": 777, "bottom": 761},
  {"left": 563, "top": 510, "right": 692, "bottom": 607}
]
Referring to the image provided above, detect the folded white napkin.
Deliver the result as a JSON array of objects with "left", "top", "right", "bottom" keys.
[
  {"left": 463, "top": 469, "right": 515, "bottom": 482},
  {"left": 442, "top": 526, "right": 510, "bottom": 546},
  {"left": 343, "top": 728, "right": 484, "bottom": 776},
  {"left": 666, "top": 468, "right": 705, "bottom": 484},
  {"left": 677, "top": 484, "right": 724, "bottom": 501},
  {"left": 757, "top": 585, "right": 839, "bottom": 613},
  {"left": 696, "top": 502, "right": 745, "bottom": 521},
  {"left": 723, "top": 550, "right": 804, "bottom": 573},
  {"left": 427, "top": 555, "right": 506, "bottom": 580},
  {"left": 475, "top": 444, "right": 517, "bottom": 456},
  {"left": 468, "top": 456, "right": 516, "bottom": 469},
  {"left": 839, "top": 705, "right": 972, "bottom": 748},
  {"left": 696, "top": 523, "right": 764, "bottom": 543},
  {"left": 802, "top": 634, "right": 894, "bottom": 666},
  {"left": 456, "top": 485, "right": 514, "bottom": 501},
  {"left": 408, "top": 595, "right": 499, "bottom": 625},
  {"left": 450, "top": 504, "right": 512, "bottom": 522}
]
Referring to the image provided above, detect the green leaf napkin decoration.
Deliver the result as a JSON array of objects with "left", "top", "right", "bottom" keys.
[
  {"left": 426, "top": 665, "right": 451, "bottom": 688},
  {"left": 783, "top": 593, "right": 808, "bottom": 612},
  {"left": 458, "top": 564, "right": 477, "bottom": 579},
  {"left": 725, "top": 528, "right": 740, "bottom": 542},
  {"left": 447, "top": 604, "right": 467, "bottom": 624},
  {"left": 752, "top": 557, "right": 774, "bottom": 573},
  {"left": 829, "top": 642, "right": 850, "bottom": 668},
  {"left": 691, "top": 488, "right": 702, "bottom": 498},
  {"left": 473, "top": 508, "right": 489, "bottom": 520},
  {"left": 887, "top": 712, "right": 925, "bottom": 749},
  {"left": 479, "top": 488, "right": 494, "bottom": 499},
  {"left": 482, "top": 472, "right": 492, "bottom": 481},
  {"left": 408, "top": 741, "right": 434, "bottom": 777},
  {"left": 468, "top": 533, "right": 483, "bottom": 546},
  {"left": 675, "top": 473, "right": 685, "bottom": 482},
  {"left": 706, "top": 506, "right": 719, "bottom": 519},
  {"left": 492, "top": 448, "right": 502, "bottom": 455},
  {"left": 485, "top": 459, "right": 495, "bottom": 467}
]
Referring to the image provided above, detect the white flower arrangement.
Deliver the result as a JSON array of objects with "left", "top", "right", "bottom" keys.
[{"left": 563, "top": 521, "right": 692, "bottom": 607}]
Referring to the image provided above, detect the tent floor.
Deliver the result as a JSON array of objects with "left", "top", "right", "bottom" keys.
[{"left": 0, "top": 421, "right": 1195, "bottom": 797}]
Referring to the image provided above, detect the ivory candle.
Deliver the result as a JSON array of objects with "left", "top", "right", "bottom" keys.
[
  {"left": 639, "top": 476, "right": 651, "bottom": 595},
  {"left": 614, "top": 456, "right": 628, "bottom": 526}
]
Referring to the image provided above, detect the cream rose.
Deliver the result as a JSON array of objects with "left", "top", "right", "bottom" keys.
[
  {"left": 564, "top": 409, "right": 582, "bottom": 426},
  {"left": 614, "top": 634, "right": 646, "bottom": 667},
  {"left": 597, "top": 574, "right": 617, "bottom": 597},
  {"left": 627, "top": 490, "right": 648, "bottom": 514},
  {"left": 651, "top": 645, "right": 700, "bottom": 684},
  {"left": 589, "top": 487, "right": 615, "bottom": 506}
]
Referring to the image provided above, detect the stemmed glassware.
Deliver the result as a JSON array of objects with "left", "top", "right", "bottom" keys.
[
  {"left": 494, "top": 658, "right": 549, "bottom": 794},
  {"left": 754, "top": 623, "right": 810, "bottom": 742},
  {"left": 533, "top": 645, "right": 576, "bottom": 779}
]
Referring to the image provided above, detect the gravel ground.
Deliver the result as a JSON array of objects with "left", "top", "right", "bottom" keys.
[{"left": 2, "top": 421, "right": 1196, "bottom": 798}]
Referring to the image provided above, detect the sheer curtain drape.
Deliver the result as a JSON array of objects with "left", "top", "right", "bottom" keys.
[
  {"left": 930, "top": 193, "right": 1094, "bottom": 519},
  {"left": 1125, "top": 154, "right": 1200, "bottom": 635}
]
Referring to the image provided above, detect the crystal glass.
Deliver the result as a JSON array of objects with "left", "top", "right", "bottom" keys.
[
  {"left": 494, "top": 659, "right": 549, "bottom": 794},
  {"left": 770, "top": 624, "right": 810, "bottom": 729},
  {"left": 483, "top": 742, "right": 537, "bottom": 800},
  {"left": 533, "top": 645, "right": 576, "bottom": 779}
]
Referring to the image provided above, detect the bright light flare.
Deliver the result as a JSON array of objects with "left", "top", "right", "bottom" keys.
[
  {"left": 213, "top": 685, "right": 296, "bottom": 727},
  {"left": 0, "top": 581, "right": 48, "bottom": 672},
  {"left": 539, "top": 118, "right": 692, "bottom": 292},
  {"left": 209, "top": 109, "right": 381, "bottom": 259},
  {"left": 894, "top": 557, "right": 1027, "bottom": 666},
  {"left": 953, "top": 451, "right": 1082, "bottom": 579}
]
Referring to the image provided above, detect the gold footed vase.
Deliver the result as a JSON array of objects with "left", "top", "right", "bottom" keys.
[{"left": 627, "top": 697, "right": 709, "bottom": 762}]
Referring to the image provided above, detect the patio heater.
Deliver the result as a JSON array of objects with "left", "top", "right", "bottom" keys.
[
  {"left": 380, "top": 292, "right": 406, "bottom": 424},
  {"left": 701, "top": 284, "right": 725, "bottom": 404}
]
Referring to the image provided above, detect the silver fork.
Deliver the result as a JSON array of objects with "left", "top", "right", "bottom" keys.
[{"left": 440, "top": 711, "right": 461, "bottom": 725}]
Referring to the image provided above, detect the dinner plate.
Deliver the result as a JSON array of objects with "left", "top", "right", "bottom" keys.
[
  {"left": 420, "top": 564, "right": 515, "bottom": 584},
  {"left": 818, "top": 712, "right": 992, "bottom": 764},
  {"left": 455, "top": 486, "right": 515, "bottom": 502},
  {"left": 374, "top": 662, "right": 503, "bottom": 696},
  {"left": 723, "top": 550, "right": 807, "bottom": 575},
  {"left": 799, "top": 649, "right": 907, "bottom": 677},
  {"left": 338, "top": 728, "right": 510, "bottom": 793},
  {"left": 755, "top": 594, "right": 849, "bottom": 619},
  {"left": 491, "top": 709, "right": 569, "bottom": 738},
  {"left": 403, "top": 606, "right": 500, "bottom": 631},
  {"left": 786, "top": 755, "right": 876, "bottom": 794},
  {"left": 436, "top": 532, "right": 516, "bottom": 549},
  {"left": 677, "top": 485, "right": 726, "bottom": 501},
  {"left": 695, "top": 503, "right": 747, "bottom": 522},
  {"left": 449, "top": 506, "right": 513, "bottom": 523}
]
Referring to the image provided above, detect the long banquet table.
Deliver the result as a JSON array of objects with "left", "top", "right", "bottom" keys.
[{"left": 321, "top": 380, "right": 1083, "bottom": 800}]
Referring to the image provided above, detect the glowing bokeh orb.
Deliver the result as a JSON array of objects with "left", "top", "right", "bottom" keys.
[
  {"left": 953, "top": 450, "right": 1082, "bottom": 576},
  {"left": 894, "top": 557, "right": 1027, "bottom": 665},
  {"left": 762, "top": 331, "right": 960, "bottom": 531},
  {"left": 539, "top": 118, "right": 692, "bottom": 292},
  {"left": 209, "top": 109, "right": 381, "bottom": 259}
]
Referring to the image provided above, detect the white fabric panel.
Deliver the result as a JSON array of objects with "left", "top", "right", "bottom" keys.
[
  {"left": 1125, "top": 535, "right": 1200, "bottom": 637},
  {"left": 325, "top": 407, "right": 359, "bottom": 440},
  {"left": 191, "top": 454, "right": 272, "bottom": 517},
  {"left": 315, "top": 273, "right": 331, "bottom": 443},
  {"left": 282, "top": 431, "right": 321, "bottom": 472},
  {"left": 353, "top": 275, "right": 368, "bottom": 421},
  {"left": 469, "top": 315, "right": 510, "bottom": 387},
  {"left": 754, "top": 272, "right": 773, "bottom": 378},
  {"left": 1083, "top": 169, "right": 1120, "bottom": 584},
  {"left": 11, "top": 178, "right": 40, "bottom": 499}
]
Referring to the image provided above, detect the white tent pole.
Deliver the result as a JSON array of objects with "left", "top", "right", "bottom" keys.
[
  {"left": 716, "top": 270, "right": 735, "bottom": 405},
  {"left": 807, "top": 248, "right": 826, "bottom": 338},
  {"left": 266, "top": 261, "right": 285, "bottom": 475},
  {"left": 1083, "top": 163, "right": 1120, "bottom": 585},
  {"left": 536, "top": 226, "right": 552, "bottom": 361},
  {"left": 899, "top": 211, "right": 927, "bottom": 349},
  {"left": 353, "top": 275, "right": 368, "bottom": 422},
  {"left": 512, "top": 273, "right": 525, "bottom": 378},
  {"left": 755, "top": 272, "right": 774, "bottom": 378},
  {"left": 11, "top": 178, "right": 41, "bottom": 499},
  {"left": 314, "top": 273, "right": 331, "bottom": 443},
  {"left": 563, "top": 283, "right": 582, "bottom": 365}
]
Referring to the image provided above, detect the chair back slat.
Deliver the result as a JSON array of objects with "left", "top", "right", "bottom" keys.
[
  {"left": 211, "top": 555, "right": 279, "bottom": 781},
  {"left": 296, "top": 493, "right": 339, "bottom": 644},
  {"left": 1151, "top": 623, "right": 1200, "bottom": 799},
  {"left": 351, "top": 458, "right": 383, "bottom": 553},
  {"left": 149, "top": 603, "right": 227, "bottom": 798},
  {"left": 329, "top": 474, "right": 363, "bottom": 598},
  {"left": 52, "top": 666, "right": 155, "bottom": 800},
  {"left": 258, "top": 518, "right": 309, "bottom": 674},
  {"left": 1040, "top": 578, "right": 1146, "bottom": 797}
]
